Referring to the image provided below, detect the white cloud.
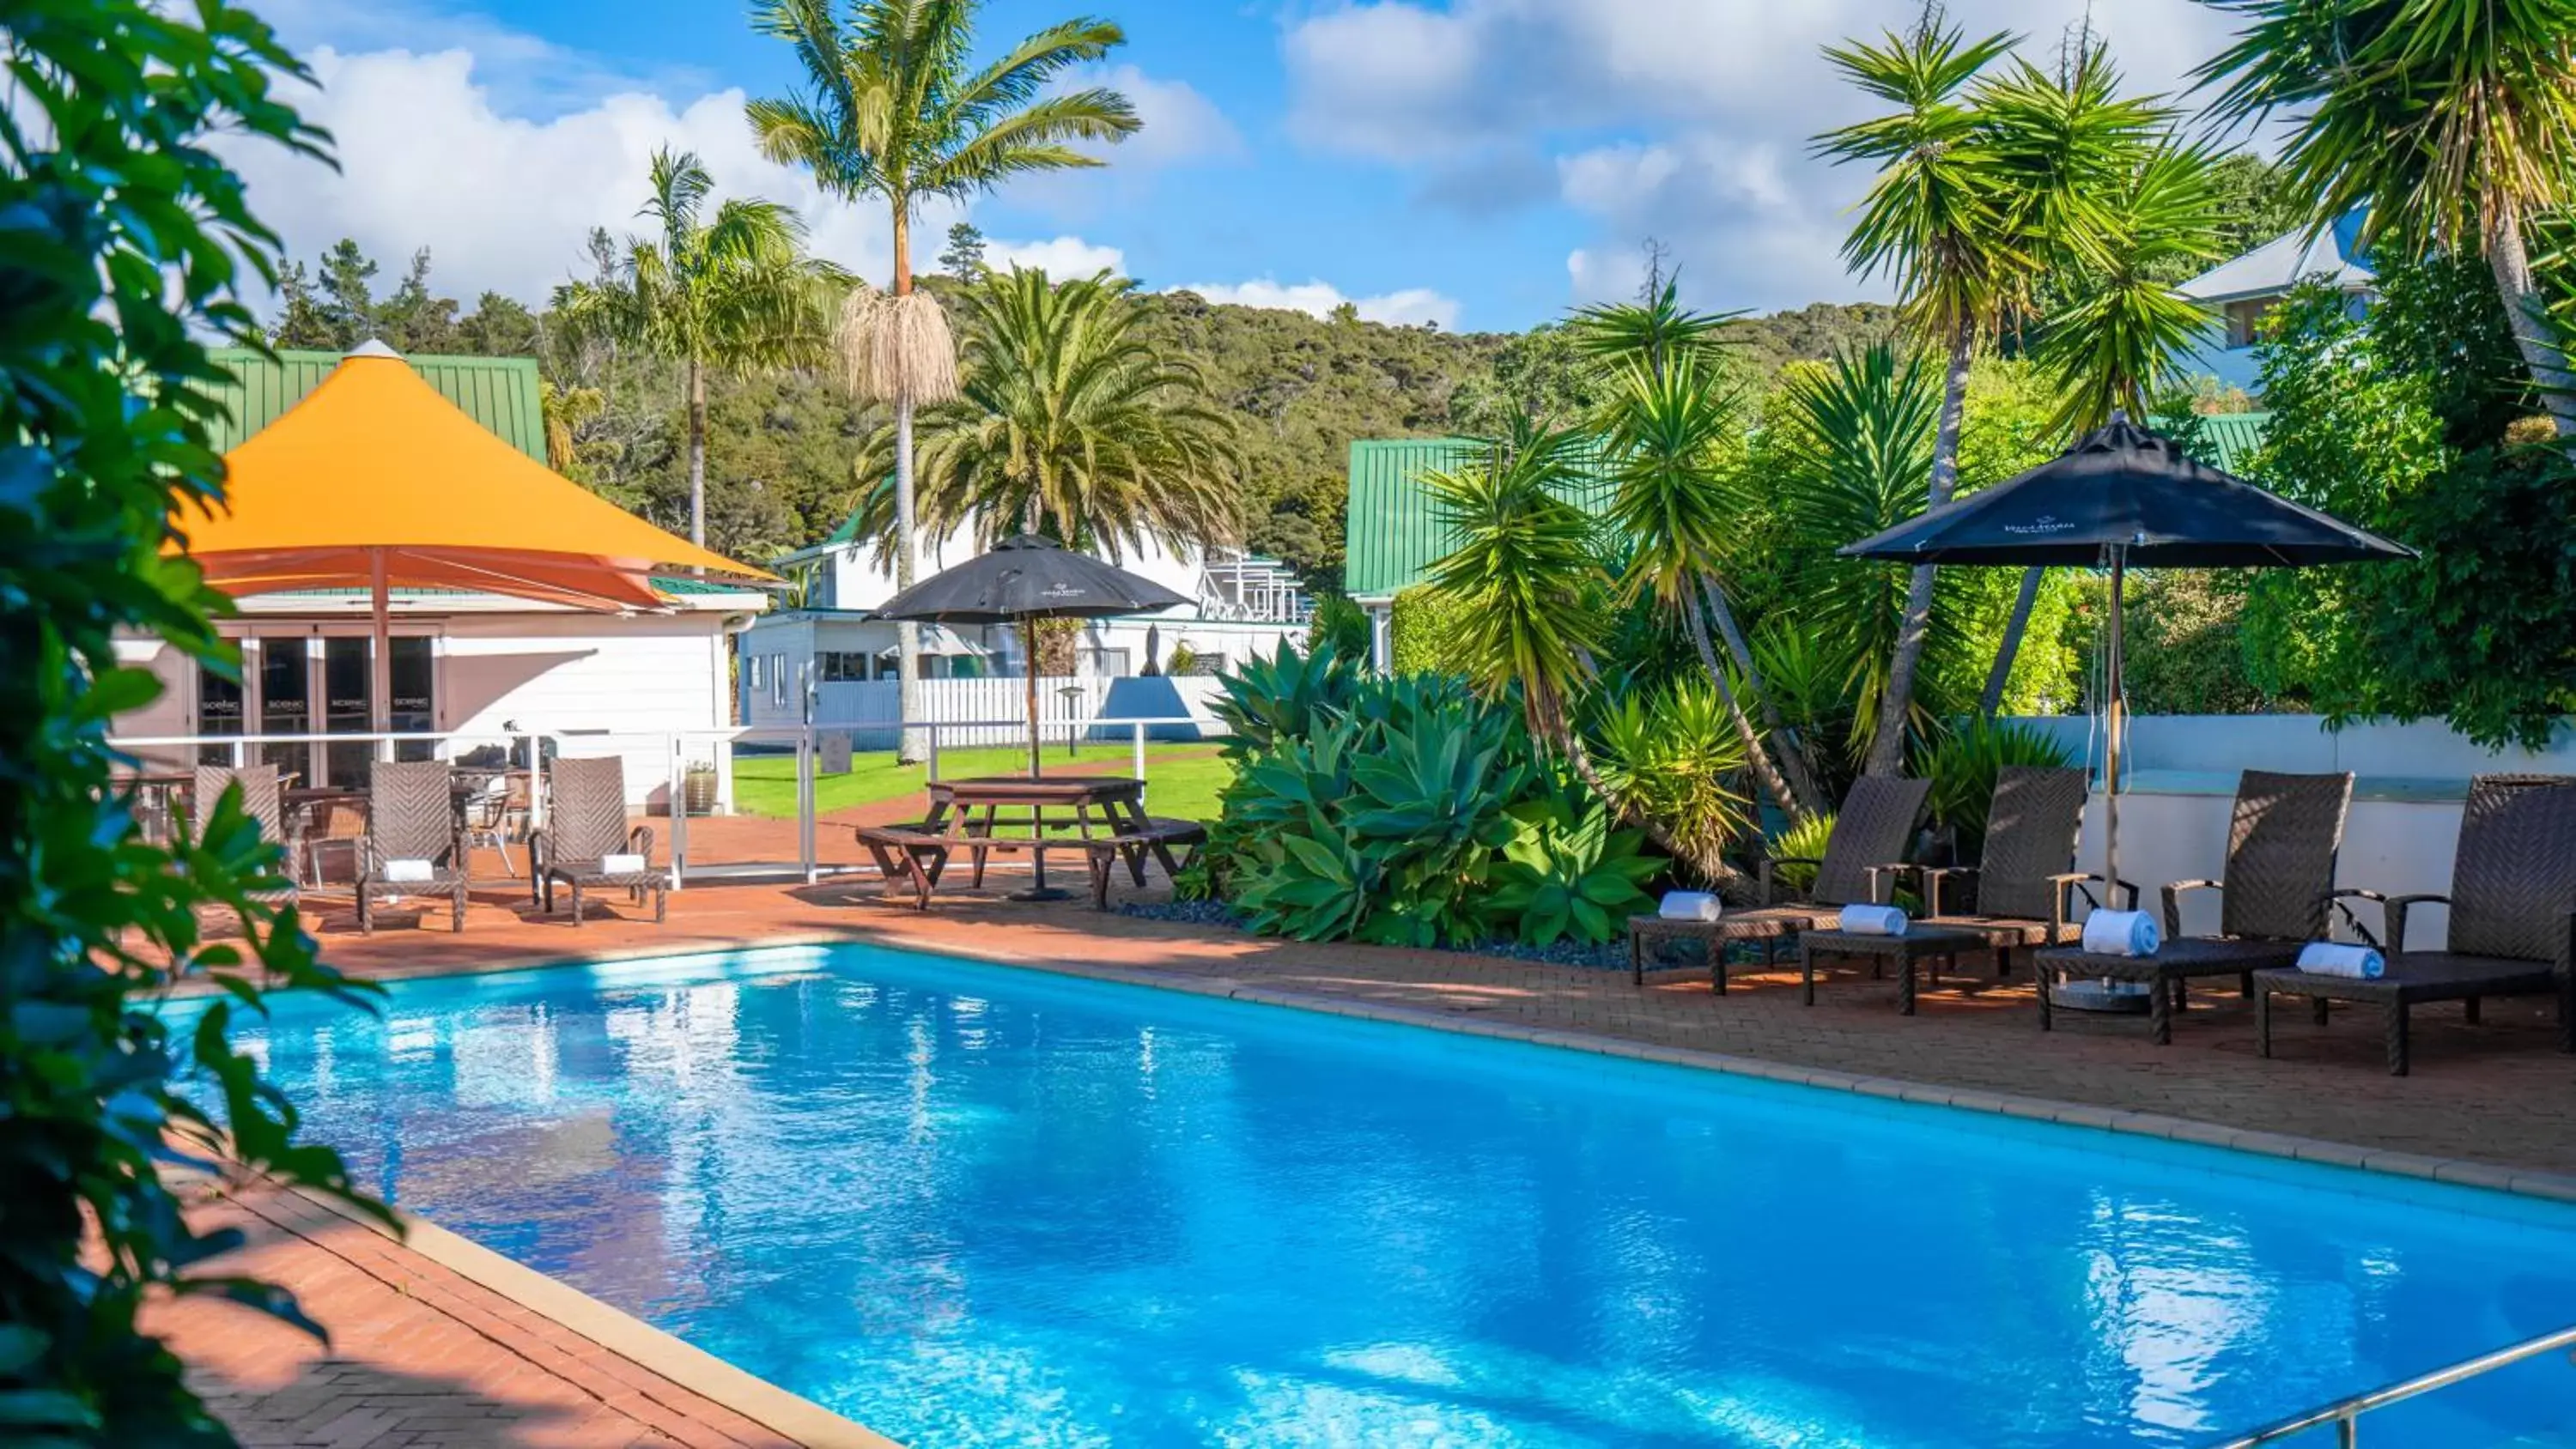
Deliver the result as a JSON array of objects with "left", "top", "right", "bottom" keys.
[
  {"left": 1284, "top": 0, "right": 2251, "bottom": 312},
  {"left": 986, "top": 235, "right": 1129, "bottom": 277},
  {"left": 1091, "top": 64, "right": 1242, "bottom": 168},
  {"left": 215, "top": 45, "right": 1146, "bottom": 314},
  {"left": 1170, "top": 278, "right": 1461, "bottom": 330}
]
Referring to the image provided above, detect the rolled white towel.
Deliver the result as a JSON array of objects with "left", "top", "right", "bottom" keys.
[
  {"left": 1658, "top": 891, "right": 1722, "bottom": 921},
  {"left": 602, "top": 852, "right": 646, "bottom": 876},
  {"left": 2081, "top": 908, "right": 2160, "bottom": 957},
  {"left": 382, "top": 858, "right": 434, "bottom": 884},
  {"left": 1838, "top": 903, "right": 1910, "bottom": 937},
  {"left": 2297, "top": 942, "right": 2385, "bottom": 979}
]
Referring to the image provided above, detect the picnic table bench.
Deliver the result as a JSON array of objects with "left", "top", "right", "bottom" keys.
[{"left": 855, "top": 815, "right": 1207, "bottom": 911}]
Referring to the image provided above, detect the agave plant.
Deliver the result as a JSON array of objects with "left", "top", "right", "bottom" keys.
[
  {"left": 1211, "top": 638, "right": 1362, "bottom": 759},
  {"left": 1490, "top": 797, "right": 1663, "bottom": 947}
]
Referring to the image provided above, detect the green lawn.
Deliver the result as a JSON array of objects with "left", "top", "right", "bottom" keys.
[{"left": 732, "top": 743, "right": 1236, "bottom": 823}]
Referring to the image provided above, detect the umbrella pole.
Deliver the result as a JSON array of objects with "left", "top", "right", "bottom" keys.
[
  {"left": 370, "top": 546, "right": 392, "bottom": 768},
  {"left": 2104, "top": 547, "right": 2125, "bottom": 903},
  {"left": 1023, "top": 614, "right": 1042, "bottom": 781}
]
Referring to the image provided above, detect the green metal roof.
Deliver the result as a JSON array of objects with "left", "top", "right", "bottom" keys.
[
  {"left": 1340, "top": 415, "right": 2274, "bottom": 598},
  {"left": 202, "top": 348, "right": 549, "bottom": 462},
  {"left": 1341, "top": 438, "right": 1616, "bottom": 598},
  {"left": 2190, "top": 411, "right": 2270, "bottom": 474}
]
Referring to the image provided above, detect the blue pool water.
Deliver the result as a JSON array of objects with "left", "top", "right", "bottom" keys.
[{"left": 201, "top": 945, "right": 2576, "bottom": 1446}]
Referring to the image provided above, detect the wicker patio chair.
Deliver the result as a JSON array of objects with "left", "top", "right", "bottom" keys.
[
  {"left": 356, "top": 760, "right": 470, "bottom": 935},
  {"left": 191, "top": 763, "right": 300, "bottom": 925},
  {"left": 1627, "top": 775, "right": 1930, "bottom": 991},
  {"left": 1914, "top": 766, "right": 2125, "bottom": 979},
  {"left": 2257, "top": 773, "right": 2576, "bottom": 1076},
  {"left": 532, "top": 756, "right": 663, "bottom": 925}
]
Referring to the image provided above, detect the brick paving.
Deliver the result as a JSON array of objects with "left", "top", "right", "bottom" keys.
[
  {"left": 154, "top": 1185, "right": 798, "bottom": 1449},
  {"left": 177, "top": 852, "right": 2576, "bottom": 1446}
]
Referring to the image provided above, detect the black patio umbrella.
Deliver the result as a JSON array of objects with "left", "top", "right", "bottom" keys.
[
  {"left": 1839, "top": 415, "right": 2413, "bottom": 893},
  {"left": 872, "top": 533, "right": 1190, "bottom": 779}
]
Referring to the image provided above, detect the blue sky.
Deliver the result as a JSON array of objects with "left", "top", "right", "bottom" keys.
[{"left": 229, "top": 0, "right": 2251, "bottom": 334}]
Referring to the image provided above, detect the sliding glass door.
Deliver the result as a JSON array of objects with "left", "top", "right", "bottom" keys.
[{"left": 196, "top": 629, "right": 439, "bottom": 786}]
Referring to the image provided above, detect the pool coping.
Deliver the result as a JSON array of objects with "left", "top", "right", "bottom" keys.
[
  {"left": 320, "top": 923, "right": 2576, "bottom": 1205},
  {"left": 887, "top": 932, "right": 2576, "bottom": 1207},
  {"left": 286, "top": 1182, "right": 901, "bottom": 1449}
]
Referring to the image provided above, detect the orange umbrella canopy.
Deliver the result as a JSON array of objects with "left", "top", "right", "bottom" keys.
[{"left": 172, "top": 342, "right": 772, "bottom": 605}]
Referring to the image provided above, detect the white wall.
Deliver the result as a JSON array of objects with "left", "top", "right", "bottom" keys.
[
  {"left": 2011, "top": 715, "right": 2576, "bottom": 950},
  {"left": 112, "top": 609, "right": 744, "bottom": 812}
]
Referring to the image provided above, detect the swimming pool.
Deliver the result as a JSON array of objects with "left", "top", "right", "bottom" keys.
[{"left": 206, "top": 944, "right": 2576, "bottom": 1446}]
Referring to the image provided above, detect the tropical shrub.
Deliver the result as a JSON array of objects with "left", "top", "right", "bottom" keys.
[
  {"left": 3, "top": 4, "right": 390, "bottom": 1440},
  {"left": 1588, "top": 679, "right": 1753, "bottom": 882},
  {"left": 1388, "top": 583, "right": 1474, "bottom": 676},
  {"left": 1207, "top": 645, "right": 1665, "bottom": 949},
  {"left": 2241, "top": 260, "right": 2576, "bottom": 748},
  {"left": 1769, "top": 812, "right": 1838, "bottom": 895},
  {"left": 1921, "top": 717, "right": 2080, "bottom": 864},
  {"left": 1308, "top": 592, "right": 1373, "bottom": 662},
  {"left": 1491, "top": 794, "right": 1662, "bottom": 947}
]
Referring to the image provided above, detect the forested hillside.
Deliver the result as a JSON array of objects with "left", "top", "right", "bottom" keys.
[{"left": 263, "top": 235, "right": 1917, "bottom": 586}]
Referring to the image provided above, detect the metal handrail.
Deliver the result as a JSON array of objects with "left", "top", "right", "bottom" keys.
[{"left": 2208, "top": 1323, "right": 2576, "bottom": 1446}]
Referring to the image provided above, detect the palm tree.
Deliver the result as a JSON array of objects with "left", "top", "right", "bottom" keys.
[
  {"left": 1815, "top": 20, "right": 2026, "bottom": 776},
  {"left": 750, "top": 0, "right": 1139, "bottom": 757},
  {"left": 2198, "top": 0, "right": 2576, "bottom": 440},
  {"left": 1821, "top": 27, "right": 2172, "bottom": 746},
  {"left": 1770, "top": 346, "right": 1949, "bottom": 767},
  {"left": 1596, "top": 353, "right": 1824, "bottom": 820},
  {"left": 1982, "top": 134, "right": 2228, "bottom": 715},
  {"left": 903, "top": 267, "right": 1240, "bottom": 558},
  {"left": 557, "top": 149, "right": 840, "bottom": 549},
  {"left": 1420, "top": 431, "right": 1606, "bottom": 754}
]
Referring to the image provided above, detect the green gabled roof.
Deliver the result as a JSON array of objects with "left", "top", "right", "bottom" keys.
[
  {"left": 2190, "top": 410, "right": 2270, "bottom": 475},
  {"left": 202, "top": 348, "right": 549, "bottom": 462},
  {"left": 1341, "top": 438, "right": 1616, "bottom": 598},
  {"left": 1340, "top": 415, "right": 2273, "bottom": 599}
]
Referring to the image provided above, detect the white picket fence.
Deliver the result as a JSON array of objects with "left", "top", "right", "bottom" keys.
[{"left": 807, "top": 676, "right": 1107, "bottom": 749}]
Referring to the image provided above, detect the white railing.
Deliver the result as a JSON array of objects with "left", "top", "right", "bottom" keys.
[
  {"left": 107, "top": 712, "right": 1219, "bottom": 893},
  {"left": 2207, "top": 1322, "right": 2576, "bottom": 1446}
]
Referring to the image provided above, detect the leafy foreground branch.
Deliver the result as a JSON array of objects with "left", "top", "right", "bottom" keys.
[{"left": 2, "top": 3, "right": 389, "bottom": 1441}]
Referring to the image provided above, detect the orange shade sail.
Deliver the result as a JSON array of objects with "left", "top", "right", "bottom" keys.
[{"left": 171, "top": 343, "right": 774, "bottom": 598}]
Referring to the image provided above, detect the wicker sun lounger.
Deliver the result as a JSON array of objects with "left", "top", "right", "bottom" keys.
[
  {"left": 1912, "top": 765, "right": 2117, "bottom": 978},
  {"left": 1627, "top": 775, "right": 1929, "bottom": 991},
  {"left": 2257, "top": 773, "right": 2576, "bottom": 1075},
  {"left": 532, "top": 756, "right": 664, "bottom": 925},
  {"left": 356, "top": 760, "right": 471, "bottom": 934},
  {"left": 2032, "top": 770, "right": 2362, "bottom": 1043}
]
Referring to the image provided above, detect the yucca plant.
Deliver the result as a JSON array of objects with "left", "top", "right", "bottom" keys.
[{"left": 1588, "top": 678, "right": 1753, "bottom": 882}]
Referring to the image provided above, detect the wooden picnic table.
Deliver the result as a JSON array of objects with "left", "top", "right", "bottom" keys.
[{"left": 923, "top": 774, "right": 1163, "bottom": 900}]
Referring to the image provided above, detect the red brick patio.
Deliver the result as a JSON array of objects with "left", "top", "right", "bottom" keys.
[{"left": 169, "top": 862, "right": 2576, "bottom": 1446}]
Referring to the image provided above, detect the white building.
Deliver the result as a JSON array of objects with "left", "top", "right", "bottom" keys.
[
  {"left": 2177, "top": 215, "right": 2376, "bottom": 396},
  {"left": 738, "top": 516, "right": 1309, "bottom": 736}
]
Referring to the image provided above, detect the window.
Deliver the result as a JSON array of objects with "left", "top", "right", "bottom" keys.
[
  {"left": 746, "top": 653, "right": 763, "bottom": 690},
  {"left": 1080, "top": 647, "right": 1131, "bottom": 677},
  {"left": 769, "top": 654, "right": 788, "bottom": 708},
  {"left": 2224, "top": 297, "right": 2276, "bottom": 349},
  {"left": 818, "top": 651, "right": 872, "bottom": 682}
]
